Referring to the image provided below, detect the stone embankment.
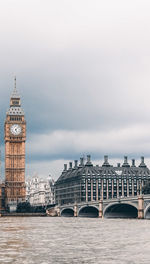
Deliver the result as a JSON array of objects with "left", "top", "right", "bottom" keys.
[
  {"left": 1, "top": 212, "right": 47, "bottom": 217},
  {"left": 46, "top": 206, "right": 59, "bottom": 216}
]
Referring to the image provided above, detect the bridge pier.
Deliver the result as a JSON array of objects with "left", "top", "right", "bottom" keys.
[
  {"left": 99, "top": 200, "right": 103, "bottom": 218},
  {"left": 138, "top": 195, "right": 144, "bottom": 219},
  {"left": 74, "top": 204, "right": 77, "bottom": 217},
  {"left": 57, "top": 207, "right": 61, "bottom": 217}
]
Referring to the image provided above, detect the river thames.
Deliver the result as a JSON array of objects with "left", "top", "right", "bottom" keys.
[{"left": 0, "top": 217, "right": 149, "bottom": 264}]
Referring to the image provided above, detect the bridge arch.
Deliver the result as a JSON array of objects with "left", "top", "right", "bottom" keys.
[
  {"left": 104, "top": 202, "right": 138, "bottom": 218},
  {"left": 78, "top": 205, "right": 99, "bottom": 218},
  {"left": 61, "top": 208, "right": 74, "bottom": 217},
  {"left": 144, "top": 204, "right": 150, "bottom": 219}
]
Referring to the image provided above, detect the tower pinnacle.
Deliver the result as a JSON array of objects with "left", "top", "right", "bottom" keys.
[
  {"left": 14, "top": 76, "right": 16, "bottom": 90},
  {"left": 11, "top": 76, "right": 20, "bottom": 98},
  {"left": 7, "top": 77, "right": 24, "bottom": 114}
]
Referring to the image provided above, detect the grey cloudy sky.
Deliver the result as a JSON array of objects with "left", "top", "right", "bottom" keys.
[{"left": 0, "top": 0, "right": 150, "bottom": 179}]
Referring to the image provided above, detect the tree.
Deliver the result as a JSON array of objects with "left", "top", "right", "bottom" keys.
[{"left": 16, "top": 202, "right": 31, "bottom": 213}]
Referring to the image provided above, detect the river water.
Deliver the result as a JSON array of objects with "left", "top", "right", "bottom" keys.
[{"left": 0, "top": 217, "right": 150, "bottom": 264}]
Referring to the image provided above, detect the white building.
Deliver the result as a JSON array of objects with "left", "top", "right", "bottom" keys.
[{"left": 26, "top": 175, "right": 55, "bottom": 206}]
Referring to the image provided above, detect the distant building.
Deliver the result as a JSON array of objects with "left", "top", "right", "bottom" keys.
[
  {"left": 26, "top": 176, "right": 55, "bottom": 206},
  {"left": 55, "top": 155, "right": 150, "bottom": 205}
]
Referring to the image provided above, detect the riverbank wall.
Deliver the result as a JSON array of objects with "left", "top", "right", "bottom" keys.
[{"left": 1, "top": 212, "right": 47, "bottom": 217}]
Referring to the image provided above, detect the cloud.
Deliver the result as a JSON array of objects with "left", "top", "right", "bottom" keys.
[
  {"left": 26, "top": 124, "right": 150, "bottom": 161},
  {"left": 1, "top": 1, "right": 150, "bottom": 178}
]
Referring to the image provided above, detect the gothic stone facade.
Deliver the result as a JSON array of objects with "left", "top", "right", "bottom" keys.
[
  {"left": 26, "top": 176, "right": 55, "bottom": 206},
  {"left": 5, "top": 81, "right": 26, "bottom": 210}
]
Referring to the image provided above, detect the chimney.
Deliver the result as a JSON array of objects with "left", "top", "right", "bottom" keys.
[
  {"left": 102, "top": 155, "right": 110, "bottom": 167},
  {"left": 132, "top": 159, "right": 135, "bottom": 167},
  {"left": 87, "top": 155, "right": 91, "bottom": 163},
  {"left": 124, "top": 156, "right": 127, "bottom": 164},
  {"left": 104, "top": 155, "right": 108, "bottom": 163},
  {"left": 139, "top": 156, "right": 146, "bottom": 168},
  {"left": 79, "top": 157, "right": 84, "bottom": 166},
  {"left": 85, "top": 155, "right": 93, "bottom": 166},
  {"left": 122, "top": 156, "right": 130, "bottom": 167},
  {"left": 74, "top": 160, "right": 78, "bottom": 168},
  {"left": 64, "top": 164, "right": 67, "bottom": 171},
  {"left": 69, "top": 162, "right": 72, "bottom": 169}
]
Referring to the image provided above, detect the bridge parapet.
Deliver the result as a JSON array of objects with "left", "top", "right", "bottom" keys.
[{"left": 59, "top": 194, "right": 150, "bottom": 219}]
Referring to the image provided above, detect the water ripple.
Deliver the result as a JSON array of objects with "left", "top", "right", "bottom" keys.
[{"left": 0, "top": 217, "right": 150, "bottom": 264}]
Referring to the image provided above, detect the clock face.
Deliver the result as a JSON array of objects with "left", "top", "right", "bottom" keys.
[{"left": 10, "top": 124, "right": 22, "bottom": 136}]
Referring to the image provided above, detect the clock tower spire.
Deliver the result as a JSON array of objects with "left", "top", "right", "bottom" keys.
[{"left": 5, "top": 79, "right": 26, "bottom": 212}]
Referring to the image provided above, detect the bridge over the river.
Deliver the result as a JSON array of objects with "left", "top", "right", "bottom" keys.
[{"left": 58, "top": 195, "right": 150, "bottom": 219}]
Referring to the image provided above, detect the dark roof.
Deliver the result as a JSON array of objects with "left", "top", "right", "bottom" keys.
[{"left": 56, "top": 155, "right": 150, "bottom": 184}]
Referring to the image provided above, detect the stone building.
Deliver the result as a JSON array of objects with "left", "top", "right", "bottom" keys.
[
  {"left": 55, "top": 155, "right": 150, "bottom": 205},
  {"left": 4, "top": 78, "right": 26, "bottom": 211},
  {"left": 26, "top": 176, "right": 55, "bottom": 206}
]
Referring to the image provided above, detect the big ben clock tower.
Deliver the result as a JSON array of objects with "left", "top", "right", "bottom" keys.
[{"left": 5, "top": 78, "right": 26, "bottom": 211}]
